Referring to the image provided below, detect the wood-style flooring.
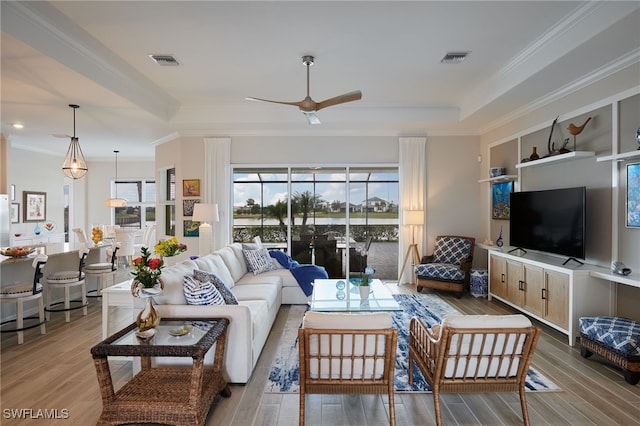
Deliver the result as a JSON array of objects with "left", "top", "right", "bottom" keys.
[{"left": 1, "top": 269, "right": 639, "bottom": 425}]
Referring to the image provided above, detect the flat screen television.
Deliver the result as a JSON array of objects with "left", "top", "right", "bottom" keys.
[{"left": 509, "top": 186, "right": 586, "bottom": 260}]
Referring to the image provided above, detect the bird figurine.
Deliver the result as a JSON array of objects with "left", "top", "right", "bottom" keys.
[{"left": 567, "top": 116, "right": 592, "bottom": 151}]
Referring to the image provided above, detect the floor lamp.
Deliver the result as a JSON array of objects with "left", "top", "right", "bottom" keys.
[
  {"left": 193, "top": 203, "right": 219, "bottom": 256},
  {"left": 398, "top": 209, "right": 424, "bottom": 285}
]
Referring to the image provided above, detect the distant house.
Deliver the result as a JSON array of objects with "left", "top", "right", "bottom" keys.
[
  {"left": 339, "top": 202, "right": 358, "bottom": 213},
  {"left": 360, "top": 197, "right": 388, "bottom": 212}
]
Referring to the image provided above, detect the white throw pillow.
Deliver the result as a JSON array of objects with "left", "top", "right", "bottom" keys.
[
  {"left": 243, "top": 248, "right": 276, "bottom": 275},
  {"left": 183, "top": 275, "right": 225, "bottom": 305}
]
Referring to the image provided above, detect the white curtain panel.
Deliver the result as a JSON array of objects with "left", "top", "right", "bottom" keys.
[
  {"left": 398, "top": 137, "right": 426, "bottom": 283},
  {"left": 204, "top": 137, "right": 231, "bottom": 250}
]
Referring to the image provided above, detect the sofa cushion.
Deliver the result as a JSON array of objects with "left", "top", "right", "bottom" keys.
[
  {"left": 193, "top": 269, "right": 238, "bottom": 305},
  {"left": 154, "top": 260, "right": 197, "bottom": 305},
  {"left": 183, "top": 275, "right": 226, "bottom": 305},
  {"left": 232, "top": 284, "right": 280, "bottom": 313},
  {"left": 219, "top": 246, "right": 246, "bottom": 283},
  {"left": 579, "top": 316, "right": 640, "bottom": 356},
  {"left": 193, "top": 253, "right": 235, "bottom": 289},
  {"left": 243, "top": 248, "right": 276, "bottom": 275},
  {"left": 432, "top": 237, "right": 472, "bottom": 265}
]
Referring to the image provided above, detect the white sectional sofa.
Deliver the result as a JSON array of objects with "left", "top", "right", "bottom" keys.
[{"left": 154, "top": 243, "right": 310, "bottom": 383}]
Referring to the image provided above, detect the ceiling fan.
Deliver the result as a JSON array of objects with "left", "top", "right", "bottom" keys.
[{"left": 246, "top": 55, "right": 362, "bottom": 125}]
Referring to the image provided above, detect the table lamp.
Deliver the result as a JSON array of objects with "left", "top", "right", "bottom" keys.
[{"left": 193, "top": 203, "right": 219, "bottom": 256}]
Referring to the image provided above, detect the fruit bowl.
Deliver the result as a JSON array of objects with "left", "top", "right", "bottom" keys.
[{"left": 1, "top": 247, "right": 36, "bottom": 257}]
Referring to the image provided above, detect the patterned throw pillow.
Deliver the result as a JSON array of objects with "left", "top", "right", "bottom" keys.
[
  {"left": 243, "top": 248, "right": 276, "bottom": 275},
  {"left": 183, "top": 275, "right": 226, "bottom": 305},
  {"left": 193, "top": 269, "right": 238, "bottom": 305}
]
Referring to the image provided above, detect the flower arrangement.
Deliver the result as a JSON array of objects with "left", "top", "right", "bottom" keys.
[
  {"left": 154, "top": 237, "right": 187, "bottom": 257},
  {"left": 131, "top": 247, "right": 164, "bottom": 289},
  {"left": 359, "top": 267, "right": 376, "bottom": 286}
]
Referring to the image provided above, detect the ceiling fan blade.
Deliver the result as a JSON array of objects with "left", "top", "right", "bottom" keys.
[
  {"left": 315, "top": 90, "right": 362, "bottom": 111},
  {"left": 52, "top": 133, "right": 72, "bottom": 138},
  {"left": 303, "top": 111, "right": 321, "bottom": 125},
  {"left": 245, "top": 97, "right": 303, "bottom": 108}
]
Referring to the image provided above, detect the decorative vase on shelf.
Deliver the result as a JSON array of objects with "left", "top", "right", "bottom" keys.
[
  {"left": 34, "top": 222, "right": 41, "bottom": 235},
  {"left": 529, "top": 146, "right": 540, "bottom": 160},
  {"left": 496, "top": 226, "right": 504, "bottom": 248}
]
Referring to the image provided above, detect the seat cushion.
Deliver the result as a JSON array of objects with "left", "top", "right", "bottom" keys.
[
  {"left": 84, "top": 262, "right": 114, "bottom": 272},
  {"left": 415, "top": 263, "right": 464, "bottom": 281},
  {"left": 579, "top": 316, "right": 640, "bottom": 356},
  {"left": 47, "top": 271, "right": 85, "bottom": 283},
  {"left": 0, "top": 282, "right": 43, "bottom": 297},
  {"left": 432, "top": 237, "right": 472, "bottom": 265}
]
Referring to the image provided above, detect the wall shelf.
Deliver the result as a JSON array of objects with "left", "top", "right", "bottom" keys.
[
  {"left": 595, "top": 150, "right": 640, "bottom": 162},
  {"left": 477, "top": 175, "right": 518, "bottom": 183},
  {"left": 515, "top": 151, "right": 595, "bottom": 169}
]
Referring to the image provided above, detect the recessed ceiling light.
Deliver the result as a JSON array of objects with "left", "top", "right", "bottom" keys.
[
  {"left": 12, "top": 123, "right": 24, "bottom": 129},
  {"left": 441, "top": 52, "right": 470, "bottom": 64},
  {"left": 148, "top": 54, "right": 180, "bottom": 66}
]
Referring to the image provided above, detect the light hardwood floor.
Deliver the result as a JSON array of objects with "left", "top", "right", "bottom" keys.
[{"left": 1, "top": 271, "right": 639, "bottom": 425}]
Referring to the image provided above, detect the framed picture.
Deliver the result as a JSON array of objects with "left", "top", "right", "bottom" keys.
[
  {"left": 183, "top": 199, "right": 201, "bottom": 216},
  {"left": 183, "top": 220, "right": 200, "bottom": 237},
  {"left": 183, "top": 179, "right": 201, "bottom": 197},
  {"left": 627, "top": 162, "right": 640, "bottom": 228},
  {"left": 23, "top": 191, "right": 46, "bottom": 222},
  {"left": 10, "top": 203, "right": 19, "bottom": 223},
  {"left": 492, "top": 181, "right": 513, "bottom": 220}
]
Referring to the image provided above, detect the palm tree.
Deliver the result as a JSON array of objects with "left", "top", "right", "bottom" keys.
[
  {"left": 264, "top": 200, "right": 288, "bottom": 229},
  {"left": 292, "top": 191, "right": 322, "bottom": 225}
]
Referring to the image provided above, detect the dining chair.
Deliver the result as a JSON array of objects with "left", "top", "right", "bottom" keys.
[
  {"left": 114, "top": 227, "right": 137, "bottom": 267},
  {"left": 45, "top": 248, "right": 89, "bottom": 322},
  {"left": 0, "top": 255, "right": 48, "bottom": 344},
  {"left": 298, "top": 311, "right": 398, "bottom": 426}
]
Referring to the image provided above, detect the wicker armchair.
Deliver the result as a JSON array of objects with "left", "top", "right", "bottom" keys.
[
  {"left": 415, "top": 235, "right": 475, "bottom": 298},
  {"left": 298, "top": 311, "right": 398, "bottom": 426},
  {"left": 409, "top": 314, "right": 540, "bottom": 426}
]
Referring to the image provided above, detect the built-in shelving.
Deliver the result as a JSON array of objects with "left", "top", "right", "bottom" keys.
[
  {"left": 515, "top": 151, "right": 595, "bottom": 169},
  {"left": 595, "top": 150, "right": 640, "bottom": 162},
  {"left": 477, "top": 174, "right": 518, "bottom": 183}
]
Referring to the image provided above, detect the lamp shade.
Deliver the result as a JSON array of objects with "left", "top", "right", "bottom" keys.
[
  {"left": 193, "top": 203, "right": 219, "bottom": 223},
  {"left": 403, "top": 210, "right": 424, "bottom": 225}
]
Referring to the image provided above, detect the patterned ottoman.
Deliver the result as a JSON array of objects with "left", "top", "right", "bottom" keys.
[{"left": 579, "top": 316, "right": 640, "bottom": 385}]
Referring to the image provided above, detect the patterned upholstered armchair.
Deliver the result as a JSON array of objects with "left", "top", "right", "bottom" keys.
[{"left": 414, "top": 235, "right": 475, "bottom": 298}]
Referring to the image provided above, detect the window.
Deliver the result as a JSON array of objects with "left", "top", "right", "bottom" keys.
[
  {"left": 113, "top": 179, "right": 156, "bottom": 230},
  {"left": 164, "top": 168, "right": 176, "bottom": 236},
  {"left": 232, "top": 166, "right": 399, "bottom": 279}
]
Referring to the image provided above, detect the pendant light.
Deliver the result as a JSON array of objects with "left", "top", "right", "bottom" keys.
[
  {"left": 61, "top": 104, "right": 88, "bottom": 179},
  {"left": 105, "top": 150, "right": 127, "bottom": 208}
]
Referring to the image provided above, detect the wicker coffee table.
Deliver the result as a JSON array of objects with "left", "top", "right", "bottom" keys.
[{"left": 91, "top": 318, "right": 230, "bottom": 426}]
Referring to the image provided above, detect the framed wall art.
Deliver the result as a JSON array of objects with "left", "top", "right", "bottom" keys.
[
  {"left": 10, "top": 203, "right": 19, "bottom": 223},
  {"left": 492, "top": 181, "right": 513, "bottom": 220},
  {"left": 183, "top": 199, "right": 200, "bottom": 216},
  {"left": 183, "top": 179, "right": 201, "bottom": 197},
  {"left": 23, "top": 191, "right": 46, "bottom": 222},
  {"left": 627, "top": 162, "right": 640, "bottom": 228},
  {"left": 183, "top": 220, "right": 200, "bottom": 237}
]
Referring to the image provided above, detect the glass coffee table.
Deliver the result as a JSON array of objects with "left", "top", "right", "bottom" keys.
[
  {"left": 310, "top": 279, "right": 402, "bottom": 312},
  {"left": 91, "top": 318, "right": 230, "bottom": 426}
]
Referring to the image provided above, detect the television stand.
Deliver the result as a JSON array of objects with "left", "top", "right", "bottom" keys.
[{"left": 563, "top": 257, "right": 584, "bottom": 266}]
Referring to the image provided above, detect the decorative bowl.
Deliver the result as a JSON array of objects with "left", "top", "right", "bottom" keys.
[
  {"left": 489, "top": 167, "right": 507, "bottom": 178},
  {"left": 1, "top": 247, "right": 36, "bottom": 257},
  {"left": 14, "top": 233, "right": 21, "bottom": 237}
]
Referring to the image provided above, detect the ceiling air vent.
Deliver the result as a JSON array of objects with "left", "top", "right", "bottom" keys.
[
  {"left": 440, "top": 52, "right": 469, "bottom": 64},
  {"left": 148, "top": 54, "right": 180, "bottom": 66}
]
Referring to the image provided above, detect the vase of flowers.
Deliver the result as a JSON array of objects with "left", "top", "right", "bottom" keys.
[
  {"left": 130, "top": 247, "right": 164, "bottom": 331},
  {"left": 154, "top": 237, "right": 187, "bottom": 266},
  {"left": 357, "top": 267, "right": 375, "bottom": 300}
]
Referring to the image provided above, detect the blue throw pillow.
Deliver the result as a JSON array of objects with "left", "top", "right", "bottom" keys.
[
  {"left": 183, "top": 275, "right": 226, "bottom": 305},
  {"left": 193, "top": 269, "right": 238, "bottom": 305}
]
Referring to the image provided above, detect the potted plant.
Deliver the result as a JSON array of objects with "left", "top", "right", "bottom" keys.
[{"left": 357, "top": 267, "right": 375, "bottom": 300}]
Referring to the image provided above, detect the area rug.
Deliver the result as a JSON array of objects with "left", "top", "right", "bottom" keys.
[{"left": 265, "top": 294, "right": 560, "bottom": 393}]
